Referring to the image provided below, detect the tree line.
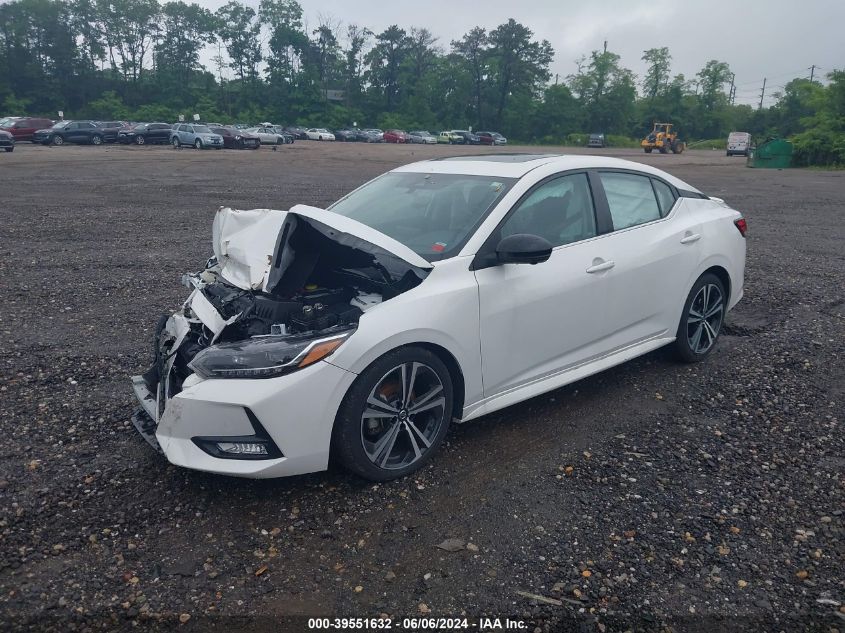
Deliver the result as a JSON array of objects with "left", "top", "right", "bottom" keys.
[{"left": 0, "top": 0, "right": 841, "bottom": 163}]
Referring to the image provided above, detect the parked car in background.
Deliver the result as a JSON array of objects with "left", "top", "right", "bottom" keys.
[
  {"left": 1, "top": 116, "right": 54, "bottom": 142},
  {"left": 269, "top": 126, "right": 295, "bottom": 144},
  {"left": 476, "top": 131, "right": 507, "bottom": 146},
  {"left": 0, "top": 129, "right": 14, "bottom": 152},
  {"left": 726, "top": 131, "right": 752, "bottom": 157},
  {"left": 438, "top": 131, "right": 464, "bottom": 144},
  {"left": 587, "top": 133, "right": 607, "bottom": 148},
  {"left": 171, "top": 123, "right": 224, "bottom": 149},
  {"left": 284, "top": 125, "right": 308, "bottom": 140},
  {"left": 334, "top": 129, "right": 358, "bottom": 142},
  {"left": 244, "top": 126, "right": 288, "bottom": 145},
  {"left": 210, "top": 126, "right": 260, "bottom": 150},
  {"left": 118, "top": 123, "right": 172, "bottom": 145},
  {"left": 33, "top": 120, "right": 107, "bottom": 145},
  {"left": 95, "top": 121, "right": 131, "bottom": 143},
  {"left": 306, "top": 128, "right": 336, "bottom": 141},
  {"left": 355, "top": 129, "right": 381, "bottom": 142},
  {"left": 363, "top": 129, "right": 384, "bottom": 142},
  {"left": 383, "top": 129, "right": 409, "bottom": 143},
  {"left": 452, "top": 130, "right": 481, "bottom": 145},
  {"left": 408, "top": 130, "right": 437, "bottom": 144}
]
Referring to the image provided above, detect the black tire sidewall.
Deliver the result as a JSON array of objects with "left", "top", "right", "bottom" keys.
[
  {"left": 674, "top": 273, "right": 726, "bottom": 363},
  {"left": 332, "top": 346, "right": 454, "bottom": 481}
]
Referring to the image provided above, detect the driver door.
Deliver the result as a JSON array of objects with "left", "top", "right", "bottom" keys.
[{"left": 474, "top": 172, "right": 618, "bottom": 399}]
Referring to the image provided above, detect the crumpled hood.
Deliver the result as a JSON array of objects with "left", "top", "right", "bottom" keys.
[{"left": 211, "top": 205, "right": 432, "bottom": 292}]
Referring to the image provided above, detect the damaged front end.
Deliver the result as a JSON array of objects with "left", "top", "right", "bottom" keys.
[{"left": 131, "top": 205, "right": 431, "bottom": 460}]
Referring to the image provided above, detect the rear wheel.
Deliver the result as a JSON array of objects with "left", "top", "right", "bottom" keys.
[
  {"left": 673, "top": 273, "right": 726, "bottom": 363},
  {"left": 332, "top": 347, "right": 453, "bottom": 481},
  {"left": 672, "top": 141, "right": 685, "bottom": 154},
  {"left": 4, "top": 147, "right": 12, "bottom": 153},
  {"left": 136, "top": 135, "right": 146, "bottom": 145},
  {"left": 644, "top": 147, "right": 652, "bottom": 153},
  {"left": 91, "top": 134, "right": 103, "bottom": 145},
  {"left": 659, "top": 144, "right": 668, "bottom": 154}
]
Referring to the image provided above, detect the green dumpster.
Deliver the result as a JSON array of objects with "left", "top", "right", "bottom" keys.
[{"left": 747, "top": 138, "right": 793, "bottom": 168}]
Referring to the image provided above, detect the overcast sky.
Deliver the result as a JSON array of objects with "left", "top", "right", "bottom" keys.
[{"left": 198, "top": 0, "right": 844, "bottom": 107}]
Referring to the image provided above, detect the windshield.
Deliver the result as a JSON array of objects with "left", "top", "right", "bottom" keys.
[
  {"left": 329, "top": 172, "right": 515, "bottom": 261},
  {"left": 53, "top": 121, "right": 71, "bottom": 129},
  {"left": 193, "top": 125, "right": 211, "bottom": 133}
]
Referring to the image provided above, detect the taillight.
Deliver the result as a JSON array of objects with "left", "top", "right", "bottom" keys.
[{"left": 734, "top": 217, "right": 747, "bottom": 237}]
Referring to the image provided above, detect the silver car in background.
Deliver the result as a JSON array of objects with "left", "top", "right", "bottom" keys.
[{"left": 171, "top": 124, "right": 224, "bottom": 149}]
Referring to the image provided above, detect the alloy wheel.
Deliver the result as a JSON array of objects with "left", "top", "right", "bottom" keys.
[
  {"left": 360, "top": 362, "right": 447, "bottom": 471},
  {"left": 136, "top": 136, "right": 145, "bottom": 145},
  {"left": 686, "top": 283, "right": 724, "bottom": 354}
]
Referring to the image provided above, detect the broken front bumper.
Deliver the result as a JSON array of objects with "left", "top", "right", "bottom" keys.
[{"left": 130, "top": 359, "right": 357, "bottom": 478}]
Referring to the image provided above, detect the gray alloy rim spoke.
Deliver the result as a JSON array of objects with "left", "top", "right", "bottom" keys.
[
  {"left": 409, "top": 396, "right": 446, "bottom": 415},
  {"left": 369, "top": 421, "right": 400, "bottom": 466},
  {"left": 362, "top": 408, "right": 395, "bottom": 419},
  {"left": 690, "top": 324, "right": 704, "bottom": 353},
  {"left": 406, "top": 419, "right": 433, "bottom": 448},
  {"left": 404, "top": 425, "right": 423, "bottom": 460},
  {"left": 408, "top": 384, "right": 443, "bottom": 412},
  {"left": 705, "top": 302, "right": 723, "bottom": 319},
  {"left": 367, "top": 395, "right": 399, "bottom": 414}
]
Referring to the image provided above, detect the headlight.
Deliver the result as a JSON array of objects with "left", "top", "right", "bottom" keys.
[
  {"left": 189, "top": 328, "right": 354, "bottom": 379},
  {"left": 235, "top": 135, "right": 241, "bottom": 140}
]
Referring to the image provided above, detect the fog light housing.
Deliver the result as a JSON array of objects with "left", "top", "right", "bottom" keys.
[
  {"left": 216, "top": 441, "right": 268, "bottom": 456},
  {"left": 192, "top": 407, "right": 283, "bottom": 460}
]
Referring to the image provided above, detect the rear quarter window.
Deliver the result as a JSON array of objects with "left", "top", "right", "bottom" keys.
[{"left": 651, "top": 179, "right": 677, "bottom": 217}]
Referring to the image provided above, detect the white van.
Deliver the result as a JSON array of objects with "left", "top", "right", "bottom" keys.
[{"left": 727, "top": 131, "right": 752, "bottom": 157}]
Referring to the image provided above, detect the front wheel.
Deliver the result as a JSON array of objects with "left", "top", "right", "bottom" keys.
[
  {"left": 673, "top": 273, "right": 726, "bottom": 363},
  {"left": 194, "top": 139, "right": 202, "bottom": 149},
  {"left": 332, "top": 347, "right": 453, "bottom": 481},
  {"left": 4, "top": 147, "right": 12, "bottom": 153},
  {"left": 52, "top": 135, "right": 64, "bottom": 146},
  {"left": 91, "top": 134, "right": 103, "bottom": 145},
  {"left": 171, "top": 137, "right": 180, "bottom": 148},
  {"left": 136, "top": 135, "right": 146, "bottom": 145},
  {"left": 644, "top": 147, "right": 652, "bottom": 153}
]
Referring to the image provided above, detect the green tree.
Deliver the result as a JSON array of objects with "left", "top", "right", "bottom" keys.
[
  {"left": 365, "top": 25, "right": 407, "bottom": 111},
  {"left": 216, "top": 1, "right": 262, "bottom": 83},
  {"left": 569, "top": 47, "right": 636, "bottom": 133},
  {"left": 641, "top": 47, "right": 671, "bottom": 100},
  {"left": 451, "top": 27, "right": 489, "bottom": 127}
]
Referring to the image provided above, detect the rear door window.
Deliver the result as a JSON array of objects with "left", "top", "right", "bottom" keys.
[
  {"left": 600, "top": 172, "right": 662, "bottom": 230},
  {"left": 651, "top": 179, "right": 677, "bottom": 217}
]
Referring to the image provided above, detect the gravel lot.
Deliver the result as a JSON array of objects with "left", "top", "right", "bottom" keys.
[{"left": 0, "top": 142, "right": 842, "bottom": 632}]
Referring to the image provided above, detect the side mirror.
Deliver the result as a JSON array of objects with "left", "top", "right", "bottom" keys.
[{"left": 495, "top": 234, "right": 553, "bottom": 265}]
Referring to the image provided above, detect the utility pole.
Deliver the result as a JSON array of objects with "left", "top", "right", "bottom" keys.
[
  {"left": 809, "top": 65, "right": 816, "bottom": 82},
  {"left": 603, "top": 40, "right": 607, "bottom": 54},
  {"left": 729, "top": 73, "right": 736, "bottom": 105},
  {"left": 759, "top": 77, "right": 766, "bottom": 109}
]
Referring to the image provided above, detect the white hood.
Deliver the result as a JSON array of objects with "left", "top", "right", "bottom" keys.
[{"left": 211, "top": 205, "right": 432, "bottom": 292}]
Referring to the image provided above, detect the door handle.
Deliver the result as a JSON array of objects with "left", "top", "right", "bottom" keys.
[
  {"left": 586, "top": 259, "right": 615, "bottom": 274},
  {"left": 680, "top": 233, "right": 701, "bottom": 244}
]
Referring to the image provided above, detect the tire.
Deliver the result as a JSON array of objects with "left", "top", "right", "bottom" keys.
[
  {"left": 726, "top": 151, "right": 731, "bottom": 157},
  {"left": 136, "top": 135, "right": 146, "bottom": 145},
  {"left": 673, "top": 273, "right": 727, "bottom": 363},
  {"left": 194, "top": 139, "right": 202, "bottom": 150},
  {"left": 276, "top": 137, "right": 283, "bottom": 145},
  {"left": 52, "top": 135, "right": 64, "bottom": 146},
  {"left": 4, "top": 147, "right": 12, "bottom": 153},
  {"left": 332, "top": 346, "right": 454, "bottom": 481},
  {"left": 659, "top": 144, "right": 668, "bottom": 154},
  {"left": 91, "top": 134, "right": 103, "bottom": 145},
  {"left": 171, "top": 137, "right": 180, "bottom": 148},
  {"left": 644, "top": 147, "right": 652, "bottom": 153},
  {"left": 673, "top": 141, "right": 685, "bottom": 154}
]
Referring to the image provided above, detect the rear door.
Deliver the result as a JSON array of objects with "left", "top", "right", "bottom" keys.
[{"left": 589, "top": 170, "right": 703, "bottom": 347}]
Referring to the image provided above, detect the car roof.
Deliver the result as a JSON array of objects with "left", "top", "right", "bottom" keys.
[{"left": 391, "top": 154, "right": 700, "bottom": 191}]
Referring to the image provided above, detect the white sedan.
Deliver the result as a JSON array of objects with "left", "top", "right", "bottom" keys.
[
  {"left": 243, "top": 126, "right": 285, "bottom": 145},
  {"left": 131, "top": 155, "right": 746, "bottom": 481},
  {"left": 306, "top": 128, "right": 335, "bottom": 141}
]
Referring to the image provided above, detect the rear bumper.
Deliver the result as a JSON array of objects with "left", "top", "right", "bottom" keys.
[{"left": 130, "top": 360, "right": 357, "bottom": 478}]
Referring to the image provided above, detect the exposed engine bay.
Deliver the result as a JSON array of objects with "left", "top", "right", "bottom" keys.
[{"left": 138, "top": 206, "right": 430, "bottom": 411}]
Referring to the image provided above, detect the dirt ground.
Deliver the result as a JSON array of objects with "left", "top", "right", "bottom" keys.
[{"left": 0, "top": 142, "right": 842, "bottom": 632}]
